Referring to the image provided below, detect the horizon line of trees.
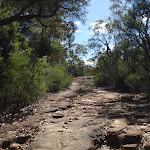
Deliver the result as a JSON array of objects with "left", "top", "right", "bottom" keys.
[{"left": 88, "top": 0, "right": 150, "bottom": 96}]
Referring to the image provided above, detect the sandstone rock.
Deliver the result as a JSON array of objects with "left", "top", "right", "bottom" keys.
[
  {"left": 106, "top": 119, "right": 128, "bottom": 148},
  {"left": 52, "top": 113, "right": 64, "bottom": 119},
  {"left": 10, "top": 143, "right": 21, "bottom": 150},
  {"left": 58, "top": 91, "right": 77, "bottom": 98},
  {"left": 108, "top": 118, "right": 128, "bottom": 133},
  {"left": 144, "top": 139, "right": 150, "bottom": 150},
  {"left": 44, "top": 107, "right": 59, "bottom": 113},
  {"left": 16, "top": 135, "right": 31, "bottom": 144},
  {"left": 53, "top": 102, "right": 72, "bottom": 110},
  {"left": 137, "top": 118, "right": 150, "bottom": 124},
  {"left": 1, "top": 140, "right": 11, "bottom": 149},
  {"left": 103, "top": 93, "right": 119, "bottom": 100},
  {"left": 0, "top": 138, "right": 4, "bottom": 147},
  {"left": 121, "top": 144, "right": 138, "bottom": 150},
  {"left": 70, "top": 83, "right": 80, "bottom": 91},
  {"left": 119, "top": 127, "right": 143, "bottom": 145},
  {"left": 0, "top": 134, "right": 16, "bottom": 149},
  {"left": 108, "top": 108, "right": 129, "bottom": 118}
]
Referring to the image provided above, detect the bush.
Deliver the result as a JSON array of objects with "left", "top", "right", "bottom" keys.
[
  {"left": 0, "top": 45, "right": 72, "bottom": 112},
  {"left": 125, "top": 73, "right": 141, "bottom": 92},
  {"left": 94, "top": 73, "right": 110, "bottom": 87},
  {"left": 113, "top": 60, "right": 129, "bottom": 91},
  {"left": 141, "top": 71, "right": 150, "bottom": 97},
  {"left": 0, "top": 47, "right": 49, "bottom": 110},
  {"left": 46, "top": 66, "right": 72, "bottom": 92}
]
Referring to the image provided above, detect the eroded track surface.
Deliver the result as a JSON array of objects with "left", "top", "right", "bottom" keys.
[{"left": 1, "top": 77, "right": 150, "bottom": 150}]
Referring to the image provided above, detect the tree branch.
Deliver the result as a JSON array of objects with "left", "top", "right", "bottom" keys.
[{"left": 0, "top": 0, "right": 61, "bottom": 26}]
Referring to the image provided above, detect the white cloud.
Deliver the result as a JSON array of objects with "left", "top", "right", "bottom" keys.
[
  {"left": 74, "top": 21, "right": 82, "bottom": 33},
  {"left": 143, "top": 17, "right": 147, "bottom": 21},
  {"left": 109, "top": 45, "right": 114, "bottom": 50},
  {"left": 74, "top": 21, "right": 81, "bottom": 26},
  {"left": 84, "top": 60, "right": 96, "bottom": 66},
  {"left": 90, "top": 22, "right": 107, "bottom": 34},
  {"left": 142, "top": 17, "right": 150, "bottom": 22},
  {"left": 75, "top": 29, "right": 82, "bottom": 33}
]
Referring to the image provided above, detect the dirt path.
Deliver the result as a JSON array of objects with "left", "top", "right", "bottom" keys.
[{"left": 1, "top": 76, "right": 150, "bottom": 150}]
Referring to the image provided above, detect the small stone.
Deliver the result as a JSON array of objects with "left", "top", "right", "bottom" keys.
[
  {"left": 53, "top": 102, "right": 72, "bottom": 110},
  {"left": 10, "top": 143, "right": 21, "bottom": 150},
  {"left": 44, "top": 107, "right": 59, "bottom": 113},
  {"left": 52, "top": 113, "right": 64, "bottom": 119}
]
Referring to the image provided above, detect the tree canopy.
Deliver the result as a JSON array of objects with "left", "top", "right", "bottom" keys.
[
  {"left": 0, "top": 0, "right": 89, "bottom": 26},
  {"left": 0, "top": 0, "right": 90, "bottom": 112},
  {"left": 91, "top": 0, "right": 150, "bottom": 95}
]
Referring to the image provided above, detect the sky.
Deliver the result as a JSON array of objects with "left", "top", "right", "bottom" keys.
[{"left": 74, "top": 0, "right": 112, "bottom": 65}]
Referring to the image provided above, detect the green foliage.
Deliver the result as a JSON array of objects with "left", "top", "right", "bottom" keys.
[
  {"left": 0, "top": 22, "right": 28, "bottom": 59},
  {"left": 67, "top": 60, "right": 86, "bottom": 77},
  {"left": 0, "top": 45, "right": 72, "bottom": 112},
  {"left": 94, "top": 73, "right": 108, "bottom": 87},
  {"left": 125, "top": 73, "right": 141, "bottom": 92},
  {"left": 113, "top": 60, "right": 129, "bottom": 90},
  {"left": 0, "top": 0, "right": 90, "bottom": 26},
  {"left": 0, "top": 45, "right": 48, "bottom": 109},
  {"left": 94, "top": 55, "right": 113, "bottom": 86},
  {"left": 92, "top": 0, "right": 150, "bottom": 96},
  {"left": 0, "top": 0, "right": 90, "bottom": 113},
  {"left": 46, "top": 66, "right": 72, "bottom": 92}
]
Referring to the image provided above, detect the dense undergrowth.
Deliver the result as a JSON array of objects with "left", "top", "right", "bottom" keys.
[
  {"left": 94, "top": 55, "right": 150, "bottom": 96},
  {"left": 0, "top": 46, "right": 72, "bottom": 113},
  {"left": 90, "top": 0, "right": 150, "bottom": 97}
]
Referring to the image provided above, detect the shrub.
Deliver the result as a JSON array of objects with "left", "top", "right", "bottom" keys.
[
  {"left": 0, "top": 47, "right": 49, "bottom": 110},
  {"left": 125, "top": 73, "right": 141, "bottom": 92},
  {"left": 0, "top": 44, "right": 72, "bottom": 112},
  {"left": 46, "top": 66, "right": 72, "bottom": 92},
  {"left": 113, "top": 60, "right": 129, "bottom": 91},
  {"left": 94, "top": 73, "right": 110, "bottom": 87}
]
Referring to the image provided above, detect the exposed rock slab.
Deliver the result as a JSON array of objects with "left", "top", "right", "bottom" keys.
[
  {"left": 43, "top": 107, "right": 59, "bottom": 113},
  {"left": 52, "top": 102, "right": 72, "bottom": 110},
  {"left": 106, "top": 119, "right": 128, "bottom": 148},
  {"left": 119, "top": 127, "right": 143, "bottom": 145},
  {"left": 27, "top": 117, "right": 103, "bottom": 150},
  {"left": 108, "top": 118, "right": 128, "bottom": 133},
  {"left": 58, "top": 91, "right": 77, "bottom": 98},
  {"left": 1, "top": 76, "right": 150, "bottom": 150}
]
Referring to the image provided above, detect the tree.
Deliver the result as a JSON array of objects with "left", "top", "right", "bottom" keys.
[
  {"left": 88, "top": 20, "right": 113, "bottom": 60},
  {"left": 0, "top": 0, "right": 90, "bottom": 26},
  {"left": 93, "top": 0, "right": 150, "bottom": 94},
  {"left": 67, "top": 43, "right": 87, "bottom": 76},
  {"left": 0, "top": 0, "right": 90, "bottom": 112}
]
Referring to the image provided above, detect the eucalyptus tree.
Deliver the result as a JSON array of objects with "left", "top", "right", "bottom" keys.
[
  {"left": 109, "top": 0, "right": 150, "bottom": 92},
  {"left": 110, "top": 0, "right": 150, "bottom": 67},
  {"left": 88, "top": 20, "right": 113, "bottom": 61},
  {"left": 0, "top": 0, "right": 90, "bottom": 26},
  {"left": 0, "top": 0, "right": 90, "bottom": 63}
]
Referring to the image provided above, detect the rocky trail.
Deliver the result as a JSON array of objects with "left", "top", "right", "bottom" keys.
[{"left": 1, "top": 76, "right": 150, "bottom": 150}]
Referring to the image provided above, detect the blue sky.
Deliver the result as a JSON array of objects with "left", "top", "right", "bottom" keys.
[{"left": 74, "top": 0, "right": 111, "bottom": 64}]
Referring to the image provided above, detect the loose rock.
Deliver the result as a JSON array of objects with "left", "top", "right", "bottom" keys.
[{"left": 10, "top": 143, "right": 21, "bottom": 150}]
